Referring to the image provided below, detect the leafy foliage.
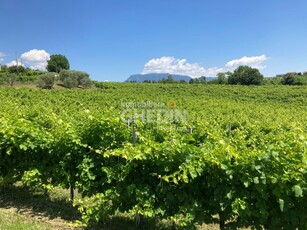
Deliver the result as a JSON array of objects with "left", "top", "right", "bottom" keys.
[
  {"left": 228, "top": 66, "right": 264, "bottom": 85},
  {"left": 189, "top": 76, "right": 206, "bottom": 84},
  {"left": 0, "top": 66, "right": 43, "bottom": 85},
  {"left": 8, "top": 65, "right": 26, "bottom": 75},
  {"left": 4, "top": 66, "right": 26, "bottom": 86},
  {"left": 59, "top": 70, "right": 92, "bottom": 88},
  {"left": 6, "top": 73, "right": 17, "bottom": 87},
  {"left": 37, "top": 73, "right": 56, "bottom": 89},
  {"left": 281, "top": 74, "right": 303, "bottom": 85},
  {"left": 0, "top": 84, "right": 306, "bottom": 229},
  {"left": 47, "top": 54, "right": 70, "bottom": 73}
]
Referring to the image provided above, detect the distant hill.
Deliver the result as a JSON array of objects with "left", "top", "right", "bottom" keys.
[{"left": 126, "top": 73, "right": 216, "bottom": 82}]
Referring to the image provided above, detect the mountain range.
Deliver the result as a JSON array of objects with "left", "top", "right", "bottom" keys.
[{"left": 125, "top": 73, "right": 216, "bottom": 82}]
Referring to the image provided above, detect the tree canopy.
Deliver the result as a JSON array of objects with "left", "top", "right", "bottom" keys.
[
  {"left": 37, "top": 73, "right": 56, "bottom": 89},
  {"left": 228, "top": 66, "right": 264, "bottom": 85},
  {"left": 47, "top": 54, "right": 70, "bottom": 73},
  {"left": 59, "top": 70, "right": 92, "bottom": 88},
  {"left": 8, "top": 65, "right": 26, "bottom": 75}
]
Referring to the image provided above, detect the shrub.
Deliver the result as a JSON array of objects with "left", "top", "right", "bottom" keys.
[
  {"left": 79, "top": 76, "right": 92, "bottom": 88},
  {"left": 37, "top": 73, "right": 56, "bottom": 89},
  {"left": 63, "top": 76, "right": 78, "bottom": 88},
  {"left": 59, "top": 70, "right": 92, "bottom": 88},
  {"left": 281, "top": 75, "right": 303, "bottom": 85}
]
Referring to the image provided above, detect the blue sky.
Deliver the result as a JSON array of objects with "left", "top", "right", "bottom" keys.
[{"left": 0, "top": 0, "right": 307, "bottom": 81}]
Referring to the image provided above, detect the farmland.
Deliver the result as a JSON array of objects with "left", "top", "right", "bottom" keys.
[{"left": 0, "top": 83, "right": 306, "bottom": 229}]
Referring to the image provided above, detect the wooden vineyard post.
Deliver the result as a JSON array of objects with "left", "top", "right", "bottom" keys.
[{"left": 228, "top": 122, "right": 232, "bottom": 136}]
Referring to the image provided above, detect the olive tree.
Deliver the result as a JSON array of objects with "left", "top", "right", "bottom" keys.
[
  {"left": 59, "top": 70, "right": 92, "bottom": 88},
  {"left": 6, "top": 65, "right": 26, "bottom": 86},
  {"left": 37, "top": 73, "right": 56, "bottom": 89},
  {"left": 6, "top": 73, "right": 17, "bottom": 87}
]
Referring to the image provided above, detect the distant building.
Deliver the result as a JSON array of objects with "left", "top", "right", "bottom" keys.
[
  {"left": 286, "top": 72, "right": 298, "bottom": 76},
  {"left": 277, "top": 72, "right": 300, "bottom": 77},
  {"left": 303, "top": 71, "right": 307, "bottom": 76}
]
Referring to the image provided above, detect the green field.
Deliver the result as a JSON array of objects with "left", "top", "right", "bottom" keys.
[{"left": 0, "top": 84, "right": 306, "bottom": 229}]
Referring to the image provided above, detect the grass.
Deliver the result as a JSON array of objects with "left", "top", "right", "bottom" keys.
[
  {"left": 0, "top": 184, "right": 81, "bottom": 229},
  {"left": 0, "top": 183, "right": 250, "bottom": 229},
  {"left": 0, "top": 209, "right": 51, "bottom": 230},
  {"left": 0, "top": 183, "right": 176, "bottom": 230}
]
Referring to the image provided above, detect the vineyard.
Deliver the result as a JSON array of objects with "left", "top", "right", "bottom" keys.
[{"left": 0, "top": 84, "right": 306, "bottom": 229}]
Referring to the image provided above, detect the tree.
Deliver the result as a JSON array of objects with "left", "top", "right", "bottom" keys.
[
  {"left": 158, "top": 75, "right": 177, "bottom": 84},
  {"left": 189, "top": 78, "right": 199, "bottom": 84},
  {"left": 198, "top": 76, "right": 206, "bottom": 84},
  {"left": 281, "top": 74, "right": 302, "bottom": 85},
  {"left": 189, "top": 77, "right": 205, "bottom": 84},
  {"left": 63, "top": 77, "right": 78, "bottom": 88},
  {"left": 6, "top": 66, "right": 26, "bottom": 87},
  {"left": 216, "top": 72, "right": 227, "bottom": 84},
  {"left": 8, "top": 65, "right": 26, "bottom": 75},
  {"left": 228, "top": 66, "right": 264, "bottom": 85},
  {"left": 47, "top": 54, "right": 70, "bottom": 73},
  {"left": 6, "top": 73, "right": 17, "bottom": 87},
  {"left": 160, "top": 75, "right": 175, "bottom": 83},
  {"left": 37, "top": 73, "right": 56, "bottom": 89},
  {"left": 0, "top": 65, "right": 8, "bottom": 72},
  {"left": 59, "top": 70, "right": 92, "bottom": 88},
  {"left": 79, "top": 76, "right": 92, "bottom": 88}
]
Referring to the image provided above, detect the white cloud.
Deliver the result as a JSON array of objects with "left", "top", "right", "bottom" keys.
[
  {"left": 6, "top": 60, "right": 24, "bottom": 67},
  {"left": 142, "top": 56, "right": 223, "bottom": 78},
  {"left": 225, "top": 55, "right": 268, "bottom": 70},
  {"left": 20, "top": 49, "right": 50, "bottom": 70},
  {"left": 142, "top": 55, "right": 268, "bottom": 77}
]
